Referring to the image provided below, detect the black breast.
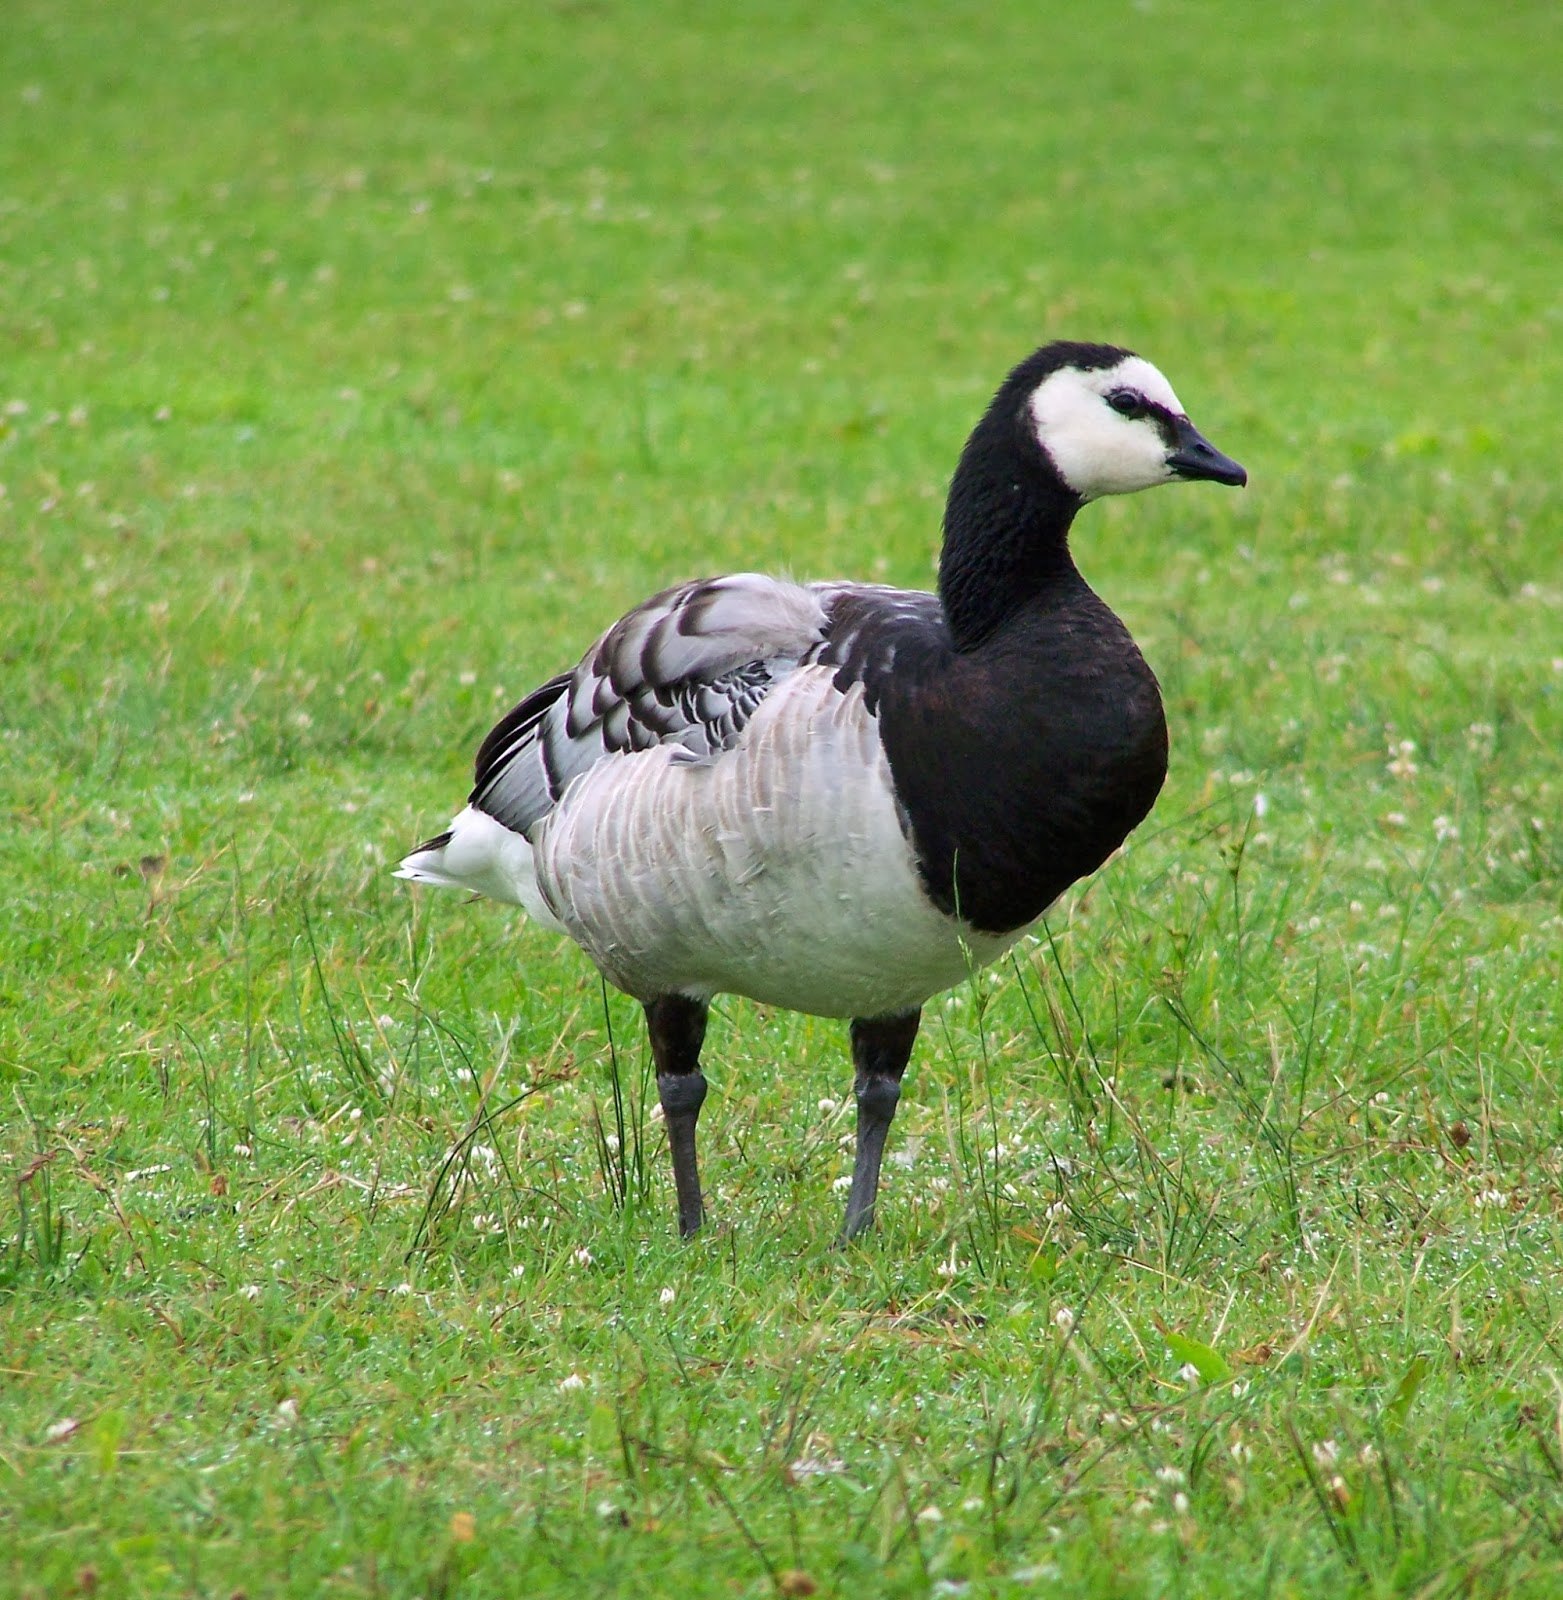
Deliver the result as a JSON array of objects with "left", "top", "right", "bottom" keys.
[{"left": 870, "top": 581, "right": 1168, "bottom": 935}]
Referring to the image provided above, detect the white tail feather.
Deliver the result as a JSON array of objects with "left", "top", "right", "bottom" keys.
[{"left": 394, "top": 806, "right": 565, "bottom": 932}]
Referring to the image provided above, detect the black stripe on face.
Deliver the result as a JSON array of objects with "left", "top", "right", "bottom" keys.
[
  {"left": 1105, "top": 385, "right": 1180, "bottom": 433},
  {"left": 1145, "top": 401, "right": 1182, "bottom": 448}
]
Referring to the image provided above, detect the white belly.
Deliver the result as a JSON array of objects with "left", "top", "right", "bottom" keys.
[{"left": 532, "top": 669, "right": 1022, "bottom": 1018}]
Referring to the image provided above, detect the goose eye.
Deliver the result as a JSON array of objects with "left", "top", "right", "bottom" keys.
[{"left": 1107, "top": 390, "right": 1142, "bottom": 418}]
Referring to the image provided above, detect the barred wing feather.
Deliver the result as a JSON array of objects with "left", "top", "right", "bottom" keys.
[{"left": 469, "top": 574, "right": 834, "bottom": 837}]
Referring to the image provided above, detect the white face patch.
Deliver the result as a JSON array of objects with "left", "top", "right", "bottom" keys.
[{"left": 1027, "top": 356, "right": 1188, "bottom": 501}]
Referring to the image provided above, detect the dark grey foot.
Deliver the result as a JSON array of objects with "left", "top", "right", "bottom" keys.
[
  {"left": 645, "top": 995, "right": 710, "bottom": 1238},
  {"left": 840, "top": 1009, "right": 921, "bottom": 1243}
]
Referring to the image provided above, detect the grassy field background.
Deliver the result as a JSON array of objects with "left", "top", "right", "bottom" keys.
[{"left": 4, "top": 1, "right": 1562, "bottom": 1594}]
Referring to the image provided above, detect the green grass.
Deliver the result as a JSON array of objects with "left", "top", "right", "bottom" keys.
[{"left": 3, "top": 0, "right": 1562, "bottom": 1593}]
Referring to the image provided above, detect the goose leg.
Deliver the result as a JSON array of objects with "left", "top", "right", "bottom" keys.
[
  {"left": 645, "top": 995, "right": 710, "bottom": 1238},
  {"left": 840, "top": 1009, "right": 922, "bottom": 1242}
]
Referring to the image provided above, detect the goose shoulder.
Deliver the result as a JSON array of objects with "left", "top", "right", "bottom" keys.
[
  {"left": 470, "top": 572, "right": 871, "bottom": 837},
  {"left": 470, "top": 575, "right": 957, "bottom": 840}
]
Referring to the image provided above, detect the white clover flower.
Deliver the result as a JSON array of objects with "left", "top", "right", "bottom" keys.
[
  {"left": 659, "top": 1286, "right": 676, "bottom": 1306},
  {"left": 1053, "top": 1306, "right": 1076, "bottom": 1334},
  {"left": 1312, "top": 1439, "right": 1339, "bottom": 1466},
  {"left": 558, "top": 1372, "right": 587, "bottom": 1392}
]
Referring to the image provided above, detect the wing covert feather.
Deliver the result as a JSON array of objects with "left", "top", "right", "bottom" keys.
[{"left": 470, "top": 574, "right": 832, "bottom": 836}]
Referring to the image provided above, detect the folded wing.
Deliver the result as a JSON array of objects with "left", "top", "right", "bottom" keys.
[{"left": 469, "top": 574, "right": 838, "bottom": 837}]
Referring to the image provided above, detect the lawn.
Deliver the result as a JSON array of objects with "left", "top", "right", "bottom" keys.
[{"left": 3, "top": 0, "right": 1562, "bottom": 1594}]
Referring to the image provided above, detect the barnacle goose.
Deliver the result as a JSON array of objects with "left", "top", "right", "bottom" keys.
[{"left": 397, "top": 341, "right": 1245, "bottom": 1241}]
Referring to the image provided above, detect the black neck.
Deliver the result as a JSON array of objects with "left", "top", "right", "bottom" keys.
[{"left": 937, "top": 403, "right": 1084, "bottom": 651}]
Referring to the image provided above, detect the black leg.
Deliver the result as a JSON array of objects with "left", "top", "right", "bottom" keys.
[
  {"left": 840, "top": 1009, "right": 921, "bottom": 1242},
  {"left": 645, "top": 995, "right": 710, "bottom": 1238}
]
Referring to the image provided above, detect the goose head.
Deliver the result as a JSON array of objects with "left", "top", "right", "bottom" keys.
[
  {"left": 1018, "top": 340, "right": 1247, "bottom": 501},
  {"left": 938, "top": 342, "right": 1247, "bottom": 647}
]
